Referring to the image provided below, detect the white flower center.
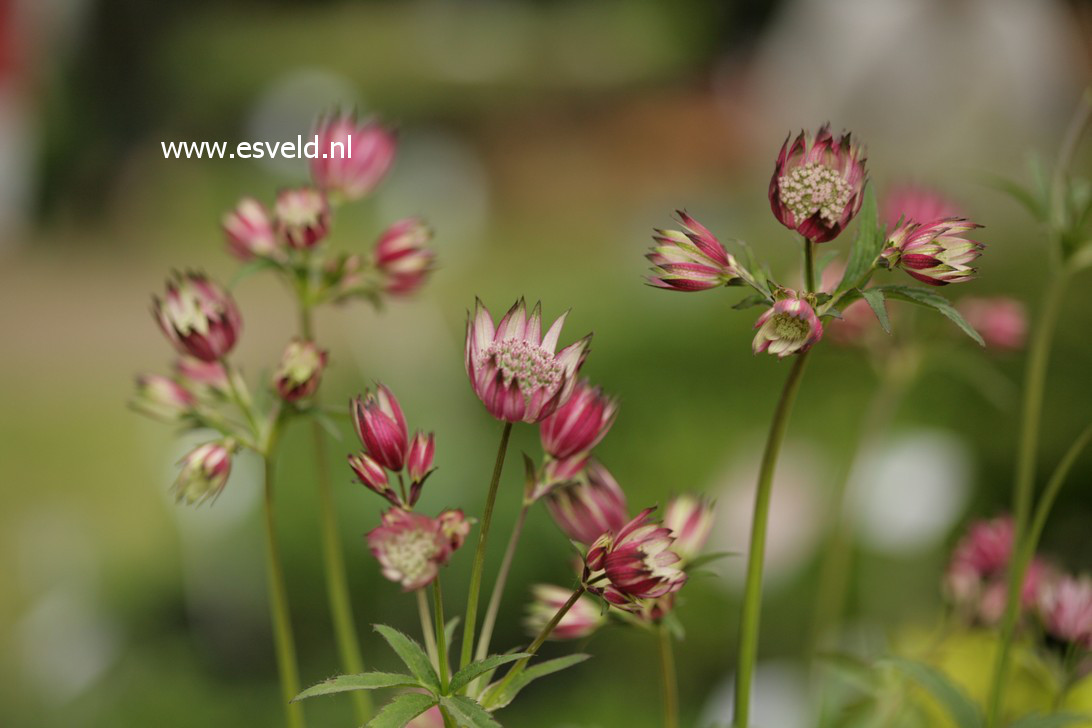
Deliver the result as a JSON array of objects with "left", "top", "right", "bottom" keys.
[
  {"left": 779, "top": 162, "right": 852, "bottom": 226},
  {"left": 483, "top": 339, "right": 563, "bottom": 396},
  {"left": 384, "top": 529, "right": 440, "bottom": 582}
]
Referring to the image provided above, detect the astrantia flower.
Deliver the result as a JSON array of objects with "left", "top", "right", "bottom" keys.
[
  {"left": 881, "top": 184, "right": 964, "bottom": 229},
  {"left": 769, "top": 125, "right": 867, "bottom": 243},
  {"left": 524, "top": 584, "right": 606, "bottom": 641},
  {"left": 348, "top": 452, "right": 400, "bottom": 506},
  {"left": 881, "top": 218, "right": 984, "bottom": 286},
  {"left": 273, "top": 339, "right": 328, "bottom": 402},
  {"left": 1039, "top": 575, "right": 1092, "bottom": 649},
  {"left": 274, "top": 187, "right": 329, "bottom": 250},
  {"left": 352, "top": 384, "right": 409, "bottom": 471},
  {"left": 465, "top": 298, "right": 591, "bottom": 424},
  {"left": 367, "top": 509, "right": 452, "bottom": 591},
  {"left": 437, "top": 509, "right": 471, "bottom": 552},
  {"left": 539, "top": 379, "right": 618, "bottom": 463},
  {"left": 132, "top": 374, "right": 196, "bottom": 422},
  {"left": 175, "top": 357, "right": 229, "bottom": 395},
  {"left": 646, "top": 211, "right": 741, "bottom": 291},
  {"left": 153, "top": 272, "right": 242, "bottom": 362},
  {"left": 752, "top": 295, "right": 823, "bottom": 358},
  {"left": 173, "top": 441, "right": 233, "bottom": 506},
  {"left": 663, "top": 494, "right": 715, "bottom": 564},
  {"left": 310, "top": 113, "right": 396, "bottom": 202},
  {"left": 958, "top": 297, "right": 1026, "bottom": 350},
  {"left": 544, "top": 460, "right": 629, "bottom": 545},
  {"left": 585, "top": 508, "right": 687, "bottom": 609},
  {"left": 223, "top": 197, "right": 278, "bottom": 261},
  {"left": 374, "top": 218, "right": 435, "bottom": 296}
]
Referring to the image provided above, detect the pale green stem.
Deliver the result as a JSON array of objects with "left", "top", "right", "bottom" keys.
[
  {"left": 659, "top": 624, "right": 679, "bottom": 728},
  {"left": 434, "top": 581, "right": 450, "bottom": 692},
  {"left": 804, "top": 238, "right": 816, "bottom": 292},
  {"left": 418, "top": 588, "right": 439, "bottom": 669},
  {"left": 475, "top": 502, "right": 530, "bottom": 662}
]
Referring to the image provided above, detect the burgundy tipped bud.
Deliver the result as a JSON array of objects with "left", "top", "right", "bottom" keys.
[
  {"left": 352, "top": 384, "right": 410, "bottom": 471},
  {"left": 349, "top": 452, "right": 399, "bottom": 506},
  {"left": 374, "top": 217, "right": 435, "bottom": 296},
  {"left": 310, "top": 113, "right": 396, "bottom": 202},
  {"left": 524, "top": 584, "right": 606, "bottom": 641},
  {"left": 406, "top": 431, "right": 436, "bottom": 486},
  {"left": 646, "top": 211, "right": 742, "bottom": 292},
  {"left": 769, "top": 124, "right": 867, "bottom": 243},
  {"left": 544, "top": 460, "right": 629, "bottom": 545},
  {"left": 1039, "top": 574, "right": 1092, "bottom": 650},
  {"left": 466, "top": 298, "right": 591, "bottom": 424},
  {"left": 274, "top": 339, "right": 328, "bottom": 403},
  {"left": 880, "top": 218, "right": 984, "bottom": 286},
  {"left": 584, "top": 508, "right": 687, "bottom": 610},
  {"left": 274, "top": 187, "right": 330, "bottom": 250},
  {"left": 958, "top": 297, "right": 1026, "bottom": 350},
  {"left": 539, "top": 379, "right": 618, "bottom": 462},
  {"left": 153, "top": 271, "right": 242, "bottom": 362},
  {"left": 367, "top": 509, "right": 451, "bottom": 591},
  {"left": 223, "top": 197, "right": 279, "bottom": 261},
  {"left": 752, "top": 294, "right": 823, "bottom": 358},
  {"left": 132, "top": 374, "right": 196, "bottom": 422},
  {"left": 663, "top": 494, "right": 715, "bottom": 564},
  {"left": 173, "top": 441, "right": 234, "bottom": 506}
]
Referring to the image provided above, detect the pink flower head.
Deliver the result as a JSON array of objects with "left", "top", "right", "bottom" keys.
[
  {"left": 881, "top": 184, "right": 964, "bottom": 229},
  {"left": 174, "top": 441, "right": 233, "bottom": 506},
  {"left": 646, "top": 211, "right": 741, "bottom": 291},
  {"left": 1039, "top": 575, "right": 1092, "bottom": 649},
  {"left": 524, "top": 584, "right": 606, "bottom": 641},
  {"left": 437, "top": 509, "right": 471, "bottom": 552},
  {"left": 132, "top": 374, "right": 196, "bottom": 422},
  {"left": 367, "top": 509, "right": 453, "bottom": 591},
  {"left": 274, "top": 187, "right": 330, "bottom": 250},
  {"left": 374, "top": 218, "right": 435, "bottom": 296},
  {"left": 348, "top": 452, "right": 400, "bottom": 506},
  {"left": 310, "top": 112, "right": 396, "bottom": 202},
  {"left": 223, "top": 197, "right": 278, "bottom": 261},
  {"left": 538, "top": 379, "right": 618, "bottom": 462},
  {"left": 406, "top": 431, "right": 436, "bottom": 505},
  {"left": 958, "top": 297, "right": 1027, "bottom": 350},
  {"left": 352, "top": 384, "right": 409, "bottom": 471},
  {"left": 974, "top": 558, "right": 1050, "bottom": 625},
  {"left": 175, "top": 357, "right": 229, "bottom": 395},
  {"left": 544, "top": 460, "right": 629, "bottom": 545},
  {"left": 881, "top": 218, "right": 984, "bottom": 286},
  {"left": 752, "top": 295, "right": 823, "bottom": 358},
  {"left": 465, "top": 298, "right": 591, "bottom": 424},
  {"left": 153, "top": 271, "right": 242, "bottom": 362},
  {"left": 274, "top": 339, "right": 328, "bottom": 403},
  {"left": 663, "top": 494, "right": 715, "bottom": 564},
  {"left": 769, "top": 124, "right": 867, "bottom": 243},
  {"left": 585, "top": 507, "right": 687, "bottom": 609},
  {"left": 949, "top": 517, "right": 1014, "bottom": 580}
]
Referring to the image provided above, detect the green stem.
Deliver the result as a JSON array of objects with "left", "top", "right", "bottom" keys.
[
  {"left": 1023, "top": 424, "right": 1092, "bottom": 569},
  {"left": 658, "top": 624, "right": 679, "bottom": 728},
  {"left": 475, "top": 502, "right": 530, "bottom": 662},
  {"left": 459, "top": 421, "right": 514, "bottom": 677},
  {"left": 804, "top": 238, "right": 816, "bottom": 293},
  {"left": 418, "top": 588, "right": 439, "bottom": 669},
  {"left": 732, "top": 351, "right": 811, "bottom": 728},
  {"left": 434, "top": 580, "right": 450, "bottom": 692}
]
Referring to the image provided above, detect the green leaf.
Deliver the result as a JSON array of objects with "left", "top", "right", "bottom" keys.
[
  {"left": 440, "top": 696, "right": 502, "bottom": 728},
  {"left": 860, "top": 288, "right": 891, "bottom": 333},
  {"left": 449, "top": 653, "right": 531, "bottom": 695},
  {"left": 733, "top": 293, "right": 771, "bottom": 310},
  {"left": 1008, "top": 714, "right": 1091, "bottom": 728},
  {"left": 876, "top": 285, "right": 984, "bottom": 346},
  {"left": 367, "top": 692, "right": 438, "bottom": 728},
  {"left": 684, "top": 551, "right": 736, "bottom": 570},
  {"left": 837, "top": 185, "right": 883, "bottom": 294},
  {"left": 816, "top": 652, "right": 879, "bottom": 694},
  {"left": 229, "top": 258, "right": 283, "bottom": 289},
  {"left": 879, "top": 656, "right": 983, "bottom": 728},
  {"left": 444, "top": 617, "right": 461, "bottom": 667},
  {"left": 483, "top": 653, "right": 591, "bottom": 710},
  {"left": 374, "top": 624, "right": 441, "bottom": 693},
  {"left": 293, "top": 672, "right": 420, "bottom": 702}
]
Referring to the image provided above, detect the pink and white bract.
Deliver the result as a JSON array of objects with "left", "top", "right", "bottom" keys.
[
  {"left": 465, "top": 298, "right": 591, "bottom": 424},
  {"left": 752, "top": 295, "right": 823, "bottom": 358},
  {"left": 374, "top": 218, "right": 435, "bottom": 296},
  {"left": 406, "top": 431, "right": 436, "bottom": 501},
  {"left": 132, "top": 374, "right": 196, "bottom": 422},
  {"left": 175, "top": 357, "right": 229, "bottom": 395},
  {"left": 352, "top": 384, "right": 410, "bottom": 472},
  {"left": 223, "top": 197, "right": 278, "bottom": 261},
  {"left": 174, "top": 441, "right": 233, "bottom": 506},
  {"left": 538, "top": 379, "right": 618, "bottom": 462},
  {"left": 153, "top": 272, "right": 242, "bottom": 363},
  {"left": 881, "top": 184, "right": 964, "bottom": 229},
  {"left": 663, "top": 494, "right": 715, "bottom": 564},
  {"left": 646, "top": 211, "right": 741, "bottom": 292},
  {"left": 1039, "top": 574, "right": 1092, "bottom": 649},
  {"left": 585, "top": 507, "right": 687, "bottom": 610},
  {"left": 274, "top": 187, "right": 330, "bottom": 250},
  {"left": 769, "top": 124, "right": 867, "bottom": 243},
  {"left": 524, "top": 584, "right": 606, "bottom": 641},
  {"left": 274, "top": 339, "right": 328, "bottom": 403},
  {"left": 544, "top": 460, "right": 629, "bottom": 545},
  {"left": 310, "top": 113, "right": 396, "bottom": 202},
  {"left": 881, "top": 218, "right": 984, "bottom": 286},
  {"left": 367, "top": 508, "right": 465, "bottom": 591}
]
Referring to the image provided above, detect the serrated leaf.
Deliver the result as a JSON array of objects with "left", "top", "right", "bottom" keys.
[
  {"left": 374, "top": 624, "right": 441, "bottom": 693},
  {"left": 733, "top": 293, "right": 771, "bottom": 310},
  {"left": 230, "top": 258, "right": 283, "bottom": 289},
  {"left": 449, "top": 653, "right": 531, "bottom": 695},
  {"left": 860, "top": 288, "right": 891, "bottom": 333},
  {"left": 440, "top": 696, "right": 502, "bottom": 728},
  {"left": 876, "top": 285, "right": 984, "bottom": 346},
  {"left": 367, "top": 692, "right": 438, "bottom": 728},
  {"left": 293, "top": 672, "right": 420, "bottom": 702},
  {"left": 837, "top": 185, "right": 883, "bottom": 294},
  {"left": 483, "top": 653, "right": 591, "bottom": 710},
  {"left": 1008, "top": 713, "right": 1091, "bottom": 728},
  {"left": 879, "top": 657, "right": 983, "bottom": 728}
]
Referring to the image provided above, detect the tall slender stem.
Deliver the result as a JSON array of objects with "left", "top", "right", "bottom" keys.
[
  {"left": 658, "top": 624, "right": 679, "bottom": 728},
  {"left": 418, "top": 588, "right": 439, "bottom": 669},
  {"left": 262, "top": 453, "right": 308, "bottom": 728},
  {"left": 475, "top": 502, "right": 530, "bottom": 662},
  {"left": 804, "top": 238, "right": 816, "bottom": 293},
  {"left": 459, "top": 422, "right": 514, "bottom": 676},
  {"left": 732, "top": 352, "right": 810, "bottom": 728},
  {"left": 433, "top": 581, "right": 450, "bottom": 692}
]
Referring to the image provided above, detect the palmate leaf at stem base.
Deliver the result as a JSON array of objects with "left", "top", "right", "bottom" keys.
[
  {"left": 367, "top": 692, "right": 438, "bottom": 728},
  {"left": 449, "top": 653, "right": 531, "bottom": 695},
  {"left": 482, "top": 653, "right": 591, "bottom": 710},
  {"left": 441, "top": 695, "right": 502, "bottom": 728},
  {"left": 374, "top": 624, "right": 441, "bottom": 694}
]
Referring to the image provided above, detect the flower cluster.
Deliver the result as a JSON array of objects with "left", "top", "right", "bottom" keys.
[{"left": 367, "top": 508, "right": 469, "bottom": 592}]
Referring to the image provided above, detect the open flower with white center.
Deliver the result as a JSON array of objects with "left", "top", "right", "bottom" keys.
[
  {"left": 881, "top": 218, "right": 984, "bottom": 286},
  {"left": 524, "top": 584, "right": 606, "bottom": 641},
  {"left": 367, "top": 509, "right": 462, "bottom": 591},
  {"left": 273, "top": 187, "right": 330, "bottom": 250},
  {"left": 153, "top": 271, "right": 243, "bottom": 362},
  {"left": 310, "top": 112, "right": 396, "bottom": 202},
  {"left": 769, "top": 125, "right": 866, "bottom": 243},
  {"left": 646, "top": 211, "right": 741, "bottom": 292},
  {"left": 173, "top": 441, "right": 234, "bottom": 506},
  {"left": 752, "top": 295, "right": 823, "bottom": 358},
  {"left": 584, "top": 507, "right": 687, "bottom": 610},
  {"left": 465, "top": 298, "right": 591, "bottom": 423}
]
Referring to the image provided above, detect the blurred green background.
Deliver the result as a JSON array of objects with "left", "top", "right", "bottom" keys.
[{"left": 2, "top": 0, "right": 1091, "bottom": 726}]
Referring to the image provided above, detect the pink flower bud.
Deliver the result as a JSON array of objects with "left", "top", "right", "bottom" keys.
[
  {"left": 1039, "top": 574, "right": 1092, "bottom": 649},
  {"left": 646, "top": 211, "right": 741, "bottom": 291},
  {"left": 881, "top": 184, "right": 964, "bottom": 229},
  {"left": 663, "top": 494, "right": 715, "bottom": 563},
  {"left": 465, "top": 298, "right": 591, "bottom": 424},
  {"left": 352, "top": 384, "right": 409, "bottom": 471},
  {"left": 349, "top": 452, "right": 400, "bottom": 506},
  {"left": 132, "top": 374, "right": 196, "bottom": 422},
  {"left": 374, "top": 218, "right": 435, "bottom": 296},
  {"left": 752, "top": 295, "right": 823, "bottom": 358},
  {"left": 544, "top": 460, "right": 629, "bottom": 545},
  {"left": 367, "top": 509, "right": 450, "bottom": 591},
  {"left": 769, "top": 125, "right": 867, "bottom": 243},
  {"left": 437, "top": 509, "right": 471, "bottom": 553},
  {"left": 539, "top": 379, "right": 618, "bottom": 462},
  {"left": 175, "top": 357, "right": 229, "bottom": 395},
  {"left": 881, "top": 218, "right": 984, "bottom": 286},
  {"left": 957, "top": 297, "right": 1027, "bottom": 350},
  {"left": 406, "top": 431, "right": 436, "bottom": 486},
  {"left": 310, "top": 113, "right": 396, "bottom": 202},
  {"left": 153, "top": 271, "right": 242, "bottom": 362},
  {"left": 524, "top": 584, "right": 605, "bottom": 641},
  {"left": 274, "top": 339, "right": 328, "bottom": 402},
  {"left": 174, "top": 441, "right": 233, "bottom": 506},
  {"left": 274, "top": 187, "right": 330, "bottom": 250},
  {"left": 223, "top": 197, "right": 278, "bottom": 261},
  {"left": 584, "top": 507, "right": 687, "bottom": 609}
]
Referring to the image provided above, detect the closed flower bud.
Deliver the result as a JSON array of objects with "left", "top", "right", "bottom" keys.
[
  {"left": 153, "top": 271, "right": 242, "bottom": 362},
  {"left": 663, "top": 494, "right": 715, "bottom": 564},
  {"left": 957, "top": 297, "right": 1026, "bottom": 350},
  {"left": 752, "top": 295, "right": 823, "bottom": 358},
  {"left": 646, "top": 211, "right": 741, "bottom": 291},
  {"left": 173, "top": 441, "right": 234, "bottom": 506},
  {"left": 223, "top": 197, "right": 279, "bottom": 261},
  {"left": 406, "top": 431, "right": 436, "bottom": 486},
  {"left": 349, "top": 452, "right": 400, "bottom": 506},
  {"left": 539, "top": 379, "right": 618, "bottom": 462},
  {"left": 352, "top": 384, "right": 410, "bottom": 471},
  {"left": 274, "top": 339, "right": 328, "bottom": 402},
  {"left": 880, "top": 218, "right": 984, "bottom": 286},
  {"left": 367, "top": 509, "right": 451, "bottom": 591},
  {"left": 132, "top": 374, "right": 196, "bottom": 422},
  {"left": 311, "top": 113, "right": 396, "bottom": 202},
  {"left": 584, "top": 508, "right": 687, "bottom": 610},
  {"left": 374, "top": 218, "right": 435, "bottom": 296},
  {"left": 524, "top": 584, "right": 605, "bottom": 641},
  {"left": 175, "top": 357, "right": 229, "bottom": 395},
  {"left": 770, "top": 125, "right": 867, "bottom": 243},
  {"left": 1039, "top": 575, "right": 1092, "bottom": 649},
  {"left": 544, "top": 460, "right": 629, "bottom": 545},
  {"left": 274, "top": 187, "right": 330, "bottom": 250}
]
